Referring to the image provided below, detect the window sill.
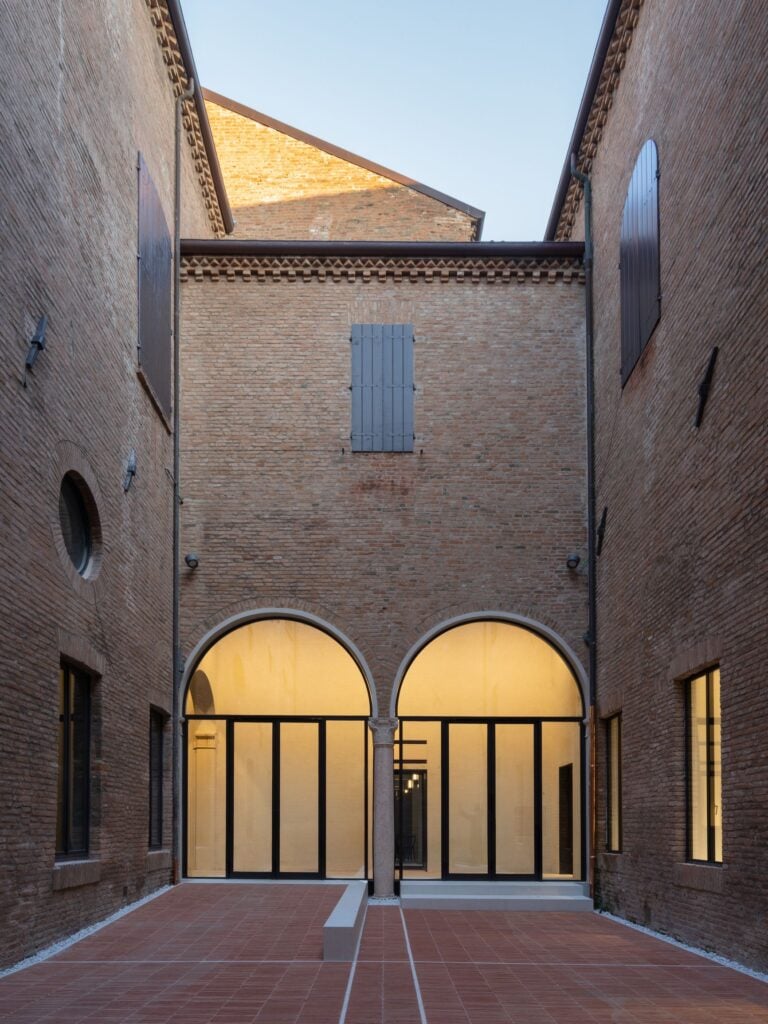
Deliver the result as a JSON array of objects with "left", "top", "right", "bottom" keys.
[
  {"left": 52, "top": 858, "right": 101, "bottom": 891},
  {"left": 674, "top": 862, "right": 723, "bottom": 894},
  {"left": 146, "top": 849, "right": 172, "bottom": 871}
]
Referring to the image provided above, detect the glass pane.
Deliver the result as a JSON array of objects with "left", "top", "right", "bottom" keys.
[
  {"left": 69, "top": 673, "right": 90, "bottom": 854},
  {"left": 496, "top": 725, "right": 534, "bottom": 874},
  {"left": 398, "top": 621, "right": 582, "bottom": 718},
  {"left": 711, "top": 670, "right": 722, "bottom": 862},
  {"left": 401, "top": 721, "right": 441, "bottom": 879},
  {"left": 542, "top": 722, "right": 581, "bottom": 879},
  {"left": 608, "top": 716, "right": 621, "bottom": 851},
  {"left": 233, "top": 723, "right": 272, "bottom": 872},
  {"left": 187, "top": 719, "right": 226, "bottom": 877},
  {"left": 689, "top": 674, "right": 708, "bottom": 860},
  {"left": 448, "top": 723, "right": 487, "bottom": 874},
  {"left": 280, "top": 723, "right": 318, "bottom": 872},
  {"left": 326, "top": 721, "right": 365, "bottom": 878},
  {"left": 149, "top": 712, "right": 164, "bottom": 849},
  {"left": 188, "top": 619, "right": 370, "bottom": 716}
]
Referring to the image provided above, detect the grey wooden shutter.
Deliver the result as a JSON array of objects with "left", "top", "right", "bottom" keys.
[
  {"left": 351, "top": 324, "right": 414, "bottom": 452},
  {"left": 620, "top": 139, "right": 660, "bottom": 385},
  {"left": 137, "top": 153, "right": 172, "bottom": 417}
]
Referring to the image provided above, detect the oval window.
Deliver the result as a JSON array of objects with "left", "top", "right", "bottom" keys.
[{"left": 58, "top": 474, "right": 94, "bottom": 575}]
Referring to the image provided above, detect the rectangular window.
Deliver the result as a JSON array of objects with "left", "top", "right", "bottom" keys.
[
  {"left": 137, "top": 153, "right": 172, "bottom": 419},
  {"left": 605, "top": 714, "right": 622, "bottom": 852},
  {"left": 351, "top": 323, "right": 414, "bottom": 452},
  {"left": 687, "top": 668, "right": 722, "bottom": 863},
  {"left": 149, "top": 709, "right": 165, "bottom": 849},
  {"left": 57, "top": 664, "right": 91, "bottom": 858}
]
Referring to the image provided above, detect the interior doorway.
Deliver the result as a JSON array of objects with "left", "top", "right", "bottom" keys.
[
  {"left": 184, "top": 617, "right": 371, "bottom": 879},
  {"left": 395, "top": 619, "right": 584, "bottom": 882}
]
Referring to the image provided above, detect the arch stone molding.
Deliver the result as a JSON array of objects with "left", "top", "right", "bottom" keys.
[
  {"left": 388, "top": 610, "right": 590, "bottom": 719},
  {"left": 179, "top": 607, "right": 379, "bottom": 719}
]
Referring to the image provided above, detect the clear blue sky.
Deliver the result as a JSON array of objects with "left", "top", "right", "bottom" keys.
[{"left": 181, "top": 1, "right": 608, "bottom": 240}]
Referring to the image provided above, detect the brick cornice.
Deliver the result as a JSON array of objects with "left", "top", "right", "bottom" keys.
[
  {"left": 144, "top": 0, "right": 227, "bottom": 237},
  {"left": 181, "top": 253, "right": 584, "bottom": 285},
  {"left": 551, "top": 0, "right": 644, "bottom": 240}
]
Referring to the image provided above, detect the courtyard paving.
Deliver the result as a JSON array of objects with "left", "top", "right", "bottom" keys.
[{"left": 0, "top": 883, "right": 765, "bottom": 1023}]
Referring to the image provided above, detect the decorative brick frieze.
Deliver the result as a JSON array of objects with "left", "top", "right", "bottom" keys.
[
  {"left": 554, "top": 0, "right": 644, "bottom": 240},
  {"left": 181, "top": 254, "right": 585, "bottom": 285},
  {"left": 144, "top": 0, "right": 226, "bottom": 237}
]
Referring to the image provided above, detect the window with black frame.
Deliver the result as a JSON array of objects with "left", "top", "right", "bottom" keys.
[
  {"left": 149, "top": 709, "right": 165, "bottom": 849},
  {"left": 687, "top": 668, "right": 722, "bottom": 864},
  {"left": 605, "top": 714, "right": 622, "bottom": 852},
  {"left": 57, "top": 664, "right": 91, "bottom": 858}
]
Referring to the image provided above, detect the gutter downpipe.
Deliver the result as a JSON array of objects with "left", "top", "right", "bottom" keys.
[
  {"left": 570, "top": 153, "right": 597, "bottom": 901},
  {"left": 172, "top": 76, "right": 195, "bottom": 886}
]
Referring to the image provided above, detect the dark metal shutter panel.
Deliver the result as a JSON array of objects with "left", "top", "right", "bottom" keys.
[
  {"left": 639, "top": 140, "right": 660, "bottom": 345},
  {"left": 137, "top": 154, "right": 172, "bottom": 417},
  {"left": 400, "top": 325, "right": 414, "bottom": 452},
  {"left": 350, "top": 324, "right": 414, "bottom": 451},
  {"left": 620, "top": 140, "right": 660, "bottom": 385}
]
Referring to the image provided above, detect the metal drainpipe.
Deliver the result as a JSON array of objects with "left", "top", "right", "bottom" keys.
[
  {"left": 172, "top": 76, "right": 195, "bottom": 886},
  {"left": 569, "top": 153, "right": 597, "bottom": 898}
]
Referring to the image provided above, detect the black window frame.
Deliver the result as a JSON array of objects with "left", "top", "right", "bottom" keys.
[
  {"left": 149, "top": 708, "right": 166, "bottom": 850},
  {"left": 685, "top": 668, "right": 722, "bottom": 865},
  {"left": 56, "top": 663, "right": 92, "bottom": 859},
  {"left": 605, "top": 713, "right": 622, "bottom": 852}
]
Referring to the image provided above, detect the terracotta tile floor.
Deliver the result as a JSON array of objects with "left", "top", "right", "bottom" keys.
[{"left": 0, "top": 886, "right": 766, "bottom": 1023}]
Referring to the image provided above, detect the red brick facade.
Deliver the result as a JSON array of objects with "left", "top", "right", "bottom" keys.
[
  {"left": 558, "top": 0, "right": 768, "bottom": 971},
  {"left": 178, "top": 262, "right": 587, "bottom": 711},
  {"left": 0, "top": 0, "right": 218, "bottom": 969}
]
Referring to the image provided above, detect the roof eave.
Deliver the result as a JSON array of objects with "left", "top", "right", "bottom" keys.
[
  {"left": 166, "top": 1, "right": 235, "bottom": 234},
  {"left": 544, "top": 0, "right": 624, "bottom": 241},
  {"left": 181, "top": 238, "right": 583, "bottom": 259}
]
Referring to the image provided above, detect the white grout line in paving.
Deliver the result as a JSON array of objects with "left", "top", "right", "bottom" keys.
[
  {"left": 337, "top": 903, "right": 367, "bottom": 1024},
  {"left": 399, "top": 904, "right": 428, "bottom": 1024},
  {"left": 599, "top": 912, "right": 768, "bottom": 985},
  {"left": 0, "top": 886, "right": 172, "bottom": 979}
]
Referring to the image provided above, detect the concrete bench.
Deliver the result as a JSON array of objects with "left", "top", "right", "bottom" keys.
[{"left": 323, "top": 881, "right": 368, "bottom": 961}]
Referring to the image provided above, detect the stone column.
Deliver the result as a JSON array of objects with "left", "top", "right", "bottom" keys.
[{"left": 368, "top": 716, "right": 398, "bottom": 898}]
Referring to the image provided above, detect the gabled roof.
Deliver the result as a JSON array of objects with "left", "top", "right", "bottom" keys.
[{"left": 203, "top": 89, "right": 485, "bottom": 238}]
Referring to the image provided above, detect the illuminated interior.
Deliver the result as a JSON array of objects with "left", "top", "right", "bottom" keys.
[
  {"left": 396, "top": 620, "right": 584, "bottom": 881},
  {"left": 186, "top": 618, "right": 370, "bottom": 878},
  {"left": 689, "top": 668, "right": 722, "bottom": 863}
]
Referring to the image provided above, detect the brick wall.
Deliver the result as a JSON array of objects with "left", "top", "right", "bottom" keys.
[
  {"left": 205, "top": 98, "right": 478, "bottom": 241},
  {"left": 572, "top": 0, "right": 768, "bottom": 970},
  {"left": 179, "top": 263, "right": 587, "bottom": 719},
  {"left": 0, "top": 0, "right": 215, "bottom": 968}
]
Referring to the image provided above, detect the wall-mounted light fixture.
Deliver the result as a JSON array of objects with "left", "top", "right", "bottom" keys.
[
  {"left": 123, "top": 449, "right": 137, "bottom": 492},
  {"left": 22, "top": 315, "right": 47, "bottom": 386},
  {"left": 184, "top": 553, "right": 199, "bottom": 570},
  {"left": 566, "top": 553, "right": 581, "bottom": 570}
]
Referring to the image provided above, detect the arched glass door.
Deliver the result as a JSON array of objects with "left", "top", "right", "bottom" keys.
[
  {"left": 395, "top": 620, "right": 584, "bottom": 881},
  {"left": 185, "top": 618, "right": 371, "bottom": 879}
]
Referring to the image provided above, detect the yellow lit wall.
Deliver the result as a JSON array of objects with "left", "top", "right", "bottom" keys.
[
  {"left": 187, "top": 619, "right": 370, "bottom": 716},
  {"left": 398, "top": 621, "right": 582, "bottom": 717}
]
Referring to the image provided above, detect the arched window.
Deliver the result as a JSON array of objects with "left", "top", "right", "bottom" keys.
[
  {"left": 620, "top": 139, "right": 660, "bottom": 384},
  {"left": 396, "top": 620, "right": 584, "bottom": 881},
  {"left": 185, "top": 618, "right": 371, "bottom": 879}
]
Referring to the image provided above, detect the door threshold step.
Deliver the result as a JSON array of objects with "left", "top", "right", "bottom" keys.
[{"left": 399, "top": 880, "right": 593, "bottom": 912}]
